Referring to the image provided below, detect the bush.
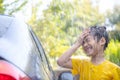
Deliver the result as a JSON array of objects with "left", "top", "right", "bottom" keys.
[{"left": 105, "top": 39, "right": 120, "bottom": 66}]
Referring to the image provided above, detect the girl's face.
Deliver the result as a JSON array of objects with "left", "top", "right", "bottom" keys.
[{"left": 82, "top": 34, "right": 102, "bottom": 57}]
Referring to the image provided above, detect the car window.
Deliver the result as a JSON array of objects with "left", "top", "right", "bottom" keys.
[
  {"left": 36, "top": 39, "right": 55, "bottom": 80},
  {"left": 29, "top": 27, "right": 55, "bottom": 80}
]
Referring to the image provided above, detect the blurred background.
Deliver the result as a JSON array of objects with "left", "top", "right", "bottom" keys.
[{"left": 1, "top": 0, "right": 120, "bottom": 69}]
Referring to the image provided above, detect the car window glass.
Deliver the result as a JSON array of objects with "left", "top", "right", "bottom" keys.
[{"left": 28, "top": 30, "right": 52, "bottom": 80}]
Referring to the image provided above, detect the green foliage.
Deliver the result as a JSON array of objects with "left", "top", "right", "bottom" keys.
[
  {"left": 31, "top": 0, "right": 104, "bottom": 57},
  {"left": 105, "top": 40, "right": 120, "bottom": 66},
  {"left": 106, "top": 5, "right": 120, "bottom": 66},
  {"left": 8, "top": 0, "right": 28, "bottom": 15},
  {"left": 108, "top": 6, "right": 120, "bottom": 25},
  {"left": 109, "top": 30, "right": 120, "bottom": 41},
  {"left": 0, "top": 0, "right": 27, "bottom": 15},
  {"left": 0, "top": 0, "right": 5, "bottom": 14},
  {"left": 107, "top": 5, "right": 120, "bottom": 30},
  {"left": 28, "top": 0, "right": 105, "bottom": 68}
]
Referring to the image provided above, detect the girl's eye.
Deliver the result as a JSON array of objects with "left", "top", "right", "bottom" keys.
[
  {"left": 86, "top": 38, "right": 90, "bottom": 42},
  {"left": 82, "top": 41, "right": 85, "bottom": 45}
]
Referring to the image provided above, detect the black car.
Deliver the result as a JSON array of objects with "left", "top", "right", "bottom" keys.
[{"left": 0, "top": 15, "right": 56, "bottom": 80}]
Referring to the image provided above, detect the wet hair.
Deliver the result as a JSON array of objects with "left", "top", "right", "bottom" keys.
[{"left": 90, "top": 26, "right": 109, "bottom": 50}]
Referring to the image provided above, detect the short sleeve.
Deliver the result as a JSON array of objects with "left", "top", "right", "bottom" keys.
[
  {"left": 71, "top": 58, "right": 82, "bottom": 75},
  {"left": 113, "top": 66, "right": 120, "bottom": 80}
]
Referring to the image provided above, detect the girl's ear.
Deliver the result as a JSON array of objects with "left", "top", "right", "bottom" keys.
[{"left": 99, "top": 37, "right": 106, "bottom": 46}]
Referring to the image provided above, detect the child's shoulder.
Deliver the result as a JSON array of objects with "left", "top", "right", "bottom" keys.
[{"left": 105, "top": 60, "right": 120, "bottom": 69}]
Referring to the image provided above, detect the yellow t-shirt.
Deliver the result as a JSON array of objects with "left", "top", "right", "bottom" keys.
[{"left": 72, "top": 58, "right": 120, "bottom": 80}]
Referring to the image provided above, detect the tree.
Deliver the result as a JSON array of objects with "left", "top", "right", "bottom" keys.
[
  {"left": 105, "top": 5, "right": 120, "bottom": 66},
  {"left": 29, "top": 0, "right": 105, "bottom": 67},
  {"left": 107, "top": 5, "right": 120, "bottom": 30},
  {"left": 0, "top": 0, "right": 5, "bottom": 14},
  {"left": 0, "top": 0, "right": 27, "bottom": 15},
  {"left": 105, "top": 40, "right": 120, "bottom": 66},
  {"left": 107, "top": 5, "right": 120, "bottom": 42}
]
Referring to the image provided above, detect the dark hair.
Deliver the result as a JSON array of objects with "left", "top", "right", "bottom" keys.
[{"left": 90, "top": 26, "right": 109, "bottom": 50}]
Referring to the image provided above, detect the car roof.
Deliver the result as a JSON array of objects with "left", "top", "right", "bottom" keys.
[
  {"left": 0, "top": 15, "right": 34, "bottom": 74},
  {"left": 0, "top": 15, "right": 14, "bottom": 37}
]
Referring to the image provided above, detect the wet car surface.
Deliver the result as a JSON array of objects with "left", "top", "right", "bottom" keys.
[{"left": 0, "top": 15, "right": 55, "bottom": 80}]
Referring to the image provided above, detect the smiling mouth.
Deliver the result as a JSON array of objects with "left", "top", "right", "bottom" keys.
[{"left": 84, "top": 46, "right": 92, "bottom": 54}]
